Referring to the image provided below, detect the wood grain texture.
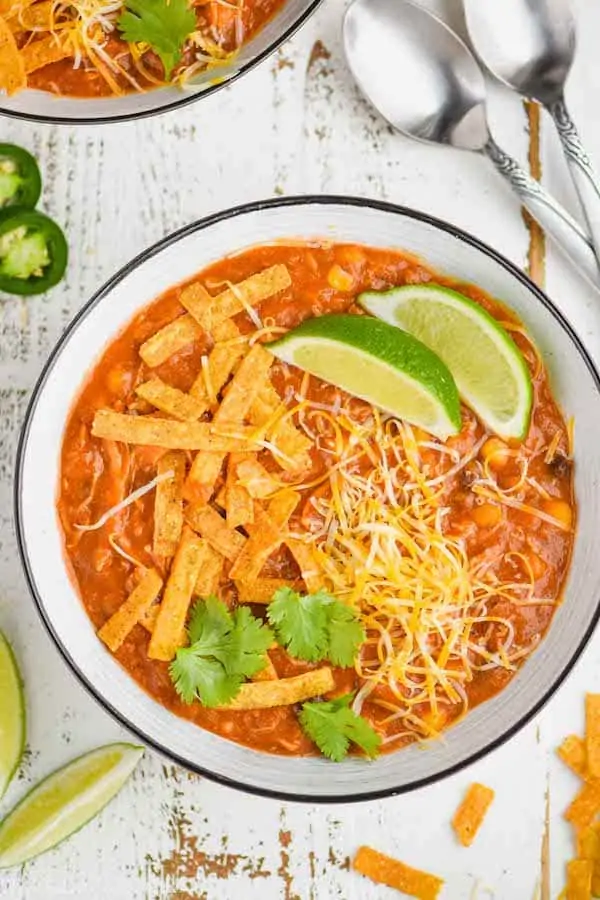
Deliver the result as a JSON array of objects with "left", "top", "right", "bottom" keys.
[{"left": 1, "top": 1, "right": 600, "bottom": 897}]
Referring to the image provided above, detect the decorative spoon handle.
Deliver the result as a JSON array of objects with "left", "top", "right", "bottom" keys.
[
  {"left": 484, "top": 135, "right": 599, "bottom": 287},
  {"left": 549, "top": 96, "right": 600, "bottom": 268}
]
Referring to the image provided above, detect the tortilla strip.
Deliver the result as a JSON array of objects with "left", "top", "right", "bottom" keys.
[
  {"left": 216, "top": 343, "right": 274, "bottom": 424},
  {"left": 140, "top": 603, "right": 160, "bottom": 634},
  {"left": 148, "top": 527, "right": 206, "bottom": 661},
  {"left": 229, "top": 503, "right": 285, "bottom": 582},
  {"left": 0, "top": 17, "right": 26, "bottom": 96},
  {"left": 586, "top": 695, "right": 600, "bottom": 779},
  {"left": 268, "top": 490, "right": 300, "bottom": 525},
  {"left": 98, "top": 569, "right": 163, "bottom": 653},
  {"left": 136, "top": 378, "right": 207, "bottom": 422},
  {"left": 178, "top": 281, "right": 213, "bottom": 327},
  {"left": 285, "top": 539, "right": 323, "bottom": 592},
  {"left": 577, "top": 826, "right": 600, "bottom": 897},
  {"left": 153, "top": 451, "right": 186, "bottom": 559},
  {"left": 236, "top": 577, "right": 300, "bottom": 604},
  {"left": 352, "top": 846, "right": 444, "bottom": 900},
  {"left": 451, "top": 783, "right": 495, "bottom": 847},
  {"left": 566, "top": 860, "right": 593, "bottom": 900},
  {"left": 92, "top": 410, "right": 259, "bottom": 452},
  {"left": 194, "top": 540, "right": 224, "bottom": 598},
  {"left": 139, "top": 314, "right": 203, "bottom": 368},
  {"left": 214, "top": 485, "right": 227, "bottom": 509},
  {"left": 565, "top": 781, "right": 600, "bottom": 829},
  {"left": 221, "top": 667, "right": 334, "bottom": 710},
  {"left": 193, "top": 265, "right": 291, "bottom": 331},
  {"left": 184, "top": 451, "right": 227, "bottom": 504},
  {"left": 9, "top": 1, "right": 53, "bottom": 30},
  {"left": 189, "top": 320, "right": 246, "bottom": 403},
  {"left": 236, "top": 458, "right": 280, "bottom": 498},
  {"left": 21, "top": 35, "right": 73, "bottom": 74},
  {"left": 251, "top": 653, "right": 279, "bottom": 682},
  {"left": 558, "top": 735, "right": 587, "bottom": 779},
  {"left": 0, "top": 0, "right": 36, "bottom": 14},
  {"left": 185, "top": 503, "right": 246, "bottom": 562},
  {"left": 225, "top": 454, "right": 254, "bottom": 529},
  {"left": 249, "top": 382, "right": 312, "bottom": 473}
]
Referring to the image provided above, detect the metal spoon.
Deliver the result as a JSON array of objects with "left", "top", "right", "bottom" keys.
[
  {"left": 463, "top": 0, "right": 600, "bottom": 267},
  {"left": 342, "top": 0, "right": 598, "bottom": 285}
]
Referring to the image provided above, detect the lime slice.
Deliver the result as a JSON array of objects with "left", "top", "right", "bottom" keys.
[
  {"left": 268, "top": 314, "right": 461, "bottom": 440},
  {"left": 0, "top": 743, "right": 144, "bottom": 868},
  {"left": 358, "top": 284, "right": 533, "bottom": 439},
  {"left": 0, "top": 631, "right": 25, "bottom": 801}
]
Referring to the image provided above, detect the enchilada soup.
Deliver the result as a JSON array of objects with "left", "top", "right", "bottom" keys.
[{"left": 57, "top": 242, "right": 575, "bottom": 759}]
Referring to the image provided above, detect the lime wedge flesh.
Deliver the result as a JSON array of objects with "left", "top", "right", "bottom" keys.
[
  {"left": 0, "top": 631, "right": 25, "bottom": 801},
  {"left": 359, "top": 284, "right": 533, "bottom": 439},
  {"left": 267, "top": 314, "right": 461, "bottom": 440},
  {"left": 0, "top": 743, "right": 144, "bottom": 868}
]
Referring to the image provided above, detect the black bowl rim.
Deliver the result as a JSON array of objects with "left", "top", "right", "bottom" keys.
[
  {"left": 14, "top": 194, "right": 600, "bottom": 803},
  {"left": 0, "top": 0, "right": 323, "bottom": 126}
]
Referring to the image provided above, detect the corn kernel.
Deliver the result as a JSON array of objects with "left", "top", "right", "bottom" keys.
[
  {"left": 481, "top": 437, "right": 510, "bottom": 468},
  {"left": 327, "top": 264, "right": 354, "bottom": 292},
  {"left": 543, "top": 499, "right": 573, "bottom": 528},
  {"left": 472, "top": 503, "right": 502, "bottom": 528}
]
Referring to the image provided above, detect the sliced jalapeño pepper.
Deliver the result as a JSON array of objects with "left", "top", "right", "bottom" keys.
[
  {"left": 0, "top": 208, "right": 68, "bottom": 296},
  {"left": 0, "top": 144, "right": 42, "bottom": 210}
]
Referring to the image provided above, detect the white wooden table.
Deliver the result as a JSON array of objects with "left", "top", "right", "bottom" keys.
[{"left": 2, "top": 1, "right": 600, "bottom": 897}]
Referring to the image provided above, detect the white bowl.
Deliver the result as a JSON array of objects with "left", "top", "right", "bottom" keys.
[
  {"left": 0, "top": 1, "right": 321, "bottom": 124},
  {"left": 15, "top": 196, "right": 600, "bottom": 802}
]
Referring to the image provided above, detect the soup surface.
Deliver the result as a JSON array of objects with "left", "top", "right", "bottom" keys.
[{"left": 57, "top": 241, "right": 575, "bottom": 758}]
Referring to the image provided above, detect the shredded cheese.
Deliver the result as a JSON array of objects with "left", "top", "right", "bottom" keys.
[{"left": 74, "top": 470, "right": 174, "bottom": 532}]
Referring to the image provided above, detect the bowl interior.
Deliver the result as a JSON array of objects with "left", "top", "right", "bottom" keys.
[
  {"left": 0, "top": 0, "right": 320, "bottom": 123},
  {"left": 17, "top": 198, "right": 600, "bottom": 801}
]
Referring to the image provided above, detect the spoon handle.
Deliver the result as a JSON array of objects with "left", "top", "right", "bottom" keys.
[
  {"left": 549, "top": 97, "right": 600, "bottom": 266},
  {"left": 484, "top": 136, "right": 599, "bottom": 287}
]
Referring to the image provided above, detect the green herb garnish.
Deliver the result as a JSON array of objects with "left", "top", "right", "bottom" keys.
[
  {"left": 170, "top": 596, "right": 273, "bottom": 707},
  {"left": 299, "top": 694, "right": 381, "bottom": 762},
  {"left": 118, "top": 0, "right": 196, "bottom": 79},
  {"left": 267, "top": 588, "right": 364, "bottom": 667}
]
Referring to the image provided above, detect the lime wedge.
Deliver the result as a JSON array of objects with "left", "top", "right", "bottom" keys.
[
  {"left": 0, "top": 631, "right": 25, "bottom": 801},
  {"left": 267, "top": 314, "right": 461, "bottom": 440},
  {"left": 358, "top": 284, "right": 533, "bottom": 439},
  {"left": 0, "top": 743, "right": 144, "bottom": 868}
]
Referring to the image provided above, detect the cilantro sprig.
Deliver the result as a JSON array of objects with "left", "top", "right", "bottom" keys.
[
  {"left": 299, "top": 694, "right": 381, "bottom": 762},
  {"left": 118, "top": 0, "right": 196, "bottom": 79},
  {"left": 170, "top": 597, "right": 273, "bottom": 707},
  {"left": 267, "top": 588, "right": 364, "bottom": 667}
]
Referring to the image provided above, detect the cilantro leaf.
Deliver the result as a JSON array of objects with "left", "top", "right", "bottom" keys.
[
  {"left": 299, "top": 694, "right": 381, "bottom": 762},
  {"left": 267, "top": 588, "right": 364, "bottom": 666},
  {"left": 118, "top": 0, "right": 196, "bottom": 79},
  {"left": 169, "top": 597, "right": 273, "bottom": 707}
]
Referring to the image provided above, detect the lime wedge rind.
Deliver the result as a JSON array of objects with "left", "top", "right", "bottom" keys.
[
  {"left": 0, "top": 743, "right": 144, "bottom": 869},
  {"left": 0, "top": 631, "right": 25, "bottom": 802},
  {"left": 358, "top": 284, "right": 533, "bottom": 440},
  {"left": 268, "top": 313, "right": 461, "bottom": 441}
]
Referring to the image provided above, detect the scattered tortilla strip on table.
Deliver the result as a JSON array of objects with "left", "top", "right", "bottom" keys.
[
  {"left": 214, "top": 343, "right": 274, "bottom": 425},
  {"left": 565, "top": 781, "right": 600, "bottom": 829},
  {"left": 0, "top": 17, "right": 26, "bottom": 96},
  {"left": 236, "top": 458, "right": 280, "bottom": 498},
  {"left": 92, "top": 410, "right": 259, "bottom": 452},
  {"left": 20, "top": 35, "right": 73, "bottom": 74},
  {"left": 451, "top": 783, "right": 495, "bottom": 847},
  {"left": 148, "top": 527, "right": 206, "bottom": 661},
  {"left": 199, "top": 265, "right": 292, "bottom": 330},
  {"left": 98, "top": 569, "right": 163, "bottom": 653},
  {"left": 559, "top": 735, "right": 588, "bottom": 779},
  {"left": 153, "top": 450, "right": 186, "bottom": 559},
  {"left": 185, "top": 503, "right": 246, "bottom": 561},
  {"left": 136, "top": 378, "right": 207, "bottom": 422},
  {"left": 221, "top": 666, "right": 334, "bottom": 709},
  {"left": 251, "top": 654, "right": 279, "bottom": 682},
  {"left": 189, "top": 319, "right": 246, "bottom": 403},
  {"left": 352, "top": 846, "right": 444, "bottom": 900},
  {"left": 225, "top": 454, "right": 254, "bottom": 529},
  {"left": 236, "top": 577, "right": 300, "bottom": 604},
  {"left": 139, "top": 314, "right": 203, "bottom": 368},
  {"left": 566, "top": 859, "right": 593, "bottom": 900},
  {"left": 586, "top": 694, "right": 600, "bottom": 779},
  {"left": 194, "top": 540, "right": 224, "bottom": 598}
]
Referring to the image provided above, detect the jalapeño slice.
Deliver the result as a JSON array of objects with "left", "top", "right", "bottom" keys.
[
  {"left": 0, "top": 145, "right": 42, "bottom": 210},
  {"left": 0, "top": 208, "right": 68, "bottom": 296}
]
